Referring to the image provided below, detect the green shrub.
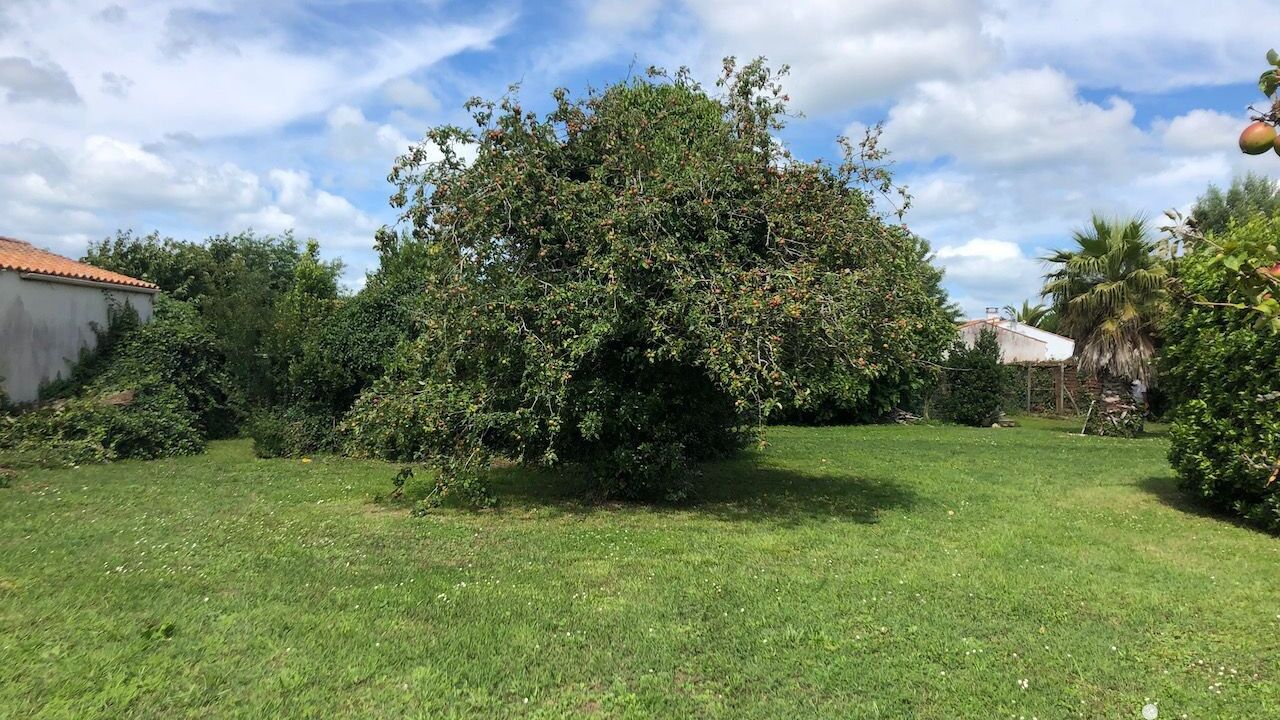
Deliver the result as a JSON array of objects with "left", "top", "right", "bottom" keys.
[
  {"left": 84, "top": 230, "right": 343, "bottom": 407},
  {"left": 38, "top": 300, "right": 142, "bottom": 402},
  {"left": 4, "top": 296, "right": 236, "bottom": 469},
  {"left": 1163, "top": 217, "right": 1280, "bottom": 531},
  {"left": 0, "top": 380, "right": 203, "bottom": 468},
  {"left": 939, "top": 328, "right": 1008, "bottom": 427},
  {"left": 247, "top": 406, "right": 340, "bottom": 459},
  {"left": 95, "top": 297, "right": 242, "bottom": 438}
]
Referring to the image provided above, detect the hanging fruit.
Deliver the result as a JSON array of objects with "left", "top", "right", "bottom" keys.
[{"left": 1240, "top": 50, "right": 1280, "bottom": 157}]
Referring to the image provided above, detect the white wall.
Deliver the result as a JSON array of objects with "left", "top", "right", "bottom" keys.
[
  {"left": 959, "top": 319, "right": 1076, "bottom": 363},
  {"left": 959, "top": 322, "right": 1050, "bottom": 363},
  {"left": 0, "top": 270, "right": 155, "bottom": 403},
  {"left": 1007, "top": 323, "right": 1074, "bottom": 361}
]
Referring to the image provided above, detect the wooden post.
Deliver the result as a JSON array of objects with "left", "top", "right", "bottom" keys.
[
  {"left": 1057, "top": 363, "right": 1065, "bottom": 414},
  {"left": 1026, "top": 363, "right": 1033, "bottom": 412}
]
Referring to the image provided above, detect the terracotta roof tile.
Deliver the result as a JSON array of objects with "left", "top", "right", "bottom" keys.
[{"left": 0, "top": 236, "right": 158, "bottom": 291}]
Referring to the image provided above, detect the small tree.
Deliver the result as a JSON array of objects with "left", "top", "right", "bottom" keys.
[
  {"left": 1042, "top": 215, "right": 1168, "bottom": 435},
  {"left": 345, "top": 59, "right": 956, "bottom": 504},
  {"left": 1002, "top": 299, "right": 1060, "bottom": 333},
  {"left": 940, "top": 328, "right": 1006, "bottom": 427}
]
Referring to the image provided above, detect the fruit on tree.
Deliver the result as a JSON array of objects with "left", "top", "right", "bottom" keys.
[{"left": 1239, "top": 121, "right": 1277, "bottom": 155}]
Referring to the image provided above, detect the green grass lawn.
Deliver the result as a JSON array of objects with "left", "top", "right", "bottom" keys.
[{"left": 2, "top": 418, "right": 1277, "bottom": 719}]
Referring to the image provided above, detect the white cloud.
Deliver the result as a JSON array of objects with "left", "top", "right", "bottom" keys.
[
  {"left": 0, "top": 0, "right": 510, "bottom": 283},
  {"left": 880, "top": 70, "right": 1258, "bottom": 311},
  {"left": 933, "top": 238, "right": 1045, "bottom": 317},
  {"left": 0, "top": 136, "right": 378, "bottom": 259},
  {"left": 585, "top": 0, "right": 665, "bottom": 30},
  {"left": 1156, "top": 109, "right": 1247, "bottom": 155},
  {"left": 0, "top": 56, "right": 80, "bottom": 103},
  {"left": 94, "top": 4, "right": 126, "bottom": 24},
  {"left": 903, "top": 173, "right": 980, "bottom": 223},
  {"left": 0, "top": 1, "right": 512, "bottom": 144},
  {"left": 232, "top": 169, "right": 377, "bottom": 250},
  {"left": 881, "top": 68, "right": 1146, "bottom": 170},
  {"left": 75, "top": 136, "right": 265, "bottom": 213},
  {"left": 99, "top": 71, "right": 134, "bottom": 99},
  {"left": 986, "top": 0, "right": 1280, "bottom": 92},
  {"left": 326, "top": 105, "right": 412, "bottom": 163},
  {"left": 679, "top": 0, "right": 1000, "bottom": 111},
  {"left": 383, "top": 77, "right": 439, "bottom": 112}
]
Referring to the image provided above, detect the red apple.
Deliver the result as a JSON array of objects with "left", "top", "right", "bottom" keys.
[{"left": 1240, "top": 121, "right": 1277, "bottom": 155}]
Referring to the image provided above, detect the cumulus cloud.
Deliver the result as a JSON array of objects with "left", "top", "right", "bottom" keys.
[
  {"left": 0, "top": 56, "right": 80, "bottom": 104},
  {"left": 0, "top": 1, "right": 512, "bottom": 143},
  {"left": 880, "top": 67, "right": 1256, "bottom": 311},
  {"left": 100, "top": 71, "right": 134, "bottom": 98},
  {"left": 585, "top": 0, "right": 665, "bottom": 30},
  {"left": 1155, "top": 109, "right": 1245, "bottom": 155},
  {"left": 986, "top": 0, "right": 1280, "bottom": 92},
  {"left": 679, "top": 0, "right": 1000, "bottom": 111},
  {"left": 94, "top": 4, "right": 126, "bottom": 24},
  {"left": 232, "top": 169, "right": 377, "bottom": 250},
  {"left": 0, "top": 0, "right": 512, "bottom": 282},
  {"left": 0, "top": 135, "right": 379, "bottom": 260},
  {"left": 933, "top": 238, "right": 1045, "bottom": 317},
  {"left": 881, "top": 68, "right": 1147, "bottom": 170},
  {"left": 326, "top": 105, "right": 413, "bottom": 164}
]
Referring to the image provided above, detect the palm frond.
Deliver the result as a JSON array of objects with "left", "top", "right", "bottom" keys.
[{"left": 1038, "top": 213, "right": 1168, "bottom": 382}]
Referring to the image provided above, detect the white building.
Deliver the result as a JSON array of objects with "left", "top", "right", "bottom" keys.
[
  {"left": 1, "top": 236, "right": 158, "bottom": 403},
  {"left": 958, "top": 308, "right": 1075, "bottom": 363}
]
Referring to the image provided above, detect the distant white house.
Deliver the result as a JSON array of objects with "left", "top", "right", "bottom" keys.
[
  {"left": 958, "top": 308, "right": 1075, "bottom": 363},
  {"left": 1, "top": 236, "right": 158, "bottom": 403}
]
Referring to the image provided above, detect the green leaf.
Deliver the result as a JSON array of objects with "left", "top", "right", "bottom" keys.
[
  {"left": 1223, "top": 254, "right": 1243, "bottom": 272},
  {"left": 1269, "top": 49, "right": 1280, "bottom": 67},
  {"left": 1260, "top": 70, "right": 1280, "bottom": 97}
]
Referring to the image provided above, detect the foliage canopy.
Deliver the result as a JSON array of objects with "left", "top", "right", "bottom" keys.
[
  {"left": 1163, "top": 216, "right": 1280, "bottom": 531},
  {"left": 346, "top": 60, "right": 956, "bottom": 502},
  {"left": 1192, "top": 173, "right": 1280, "bottom": 237},
  {"left": 84, "top": 230, "right": 343, "bottom": 405},
  {"left": 1, "top": 297, "right": 236, "bottom": 468},
  {"left": 1043, "top": 215, "right": 1167, "bottom": 383}
]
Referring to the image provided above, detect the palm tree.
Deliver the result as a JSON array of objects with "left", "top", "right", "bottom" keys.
[
  {"left": 1002, "top": 300, "right": 1060, "bottom": 333},
  {"left": 1042, "top": 215, "right": 1167, "bottom": 385}
]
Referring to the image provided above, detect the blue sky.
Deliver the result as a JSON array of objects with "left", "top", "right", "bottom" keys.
[{"left": 2, "top": 0, "right": 1277, "bottom": 316}]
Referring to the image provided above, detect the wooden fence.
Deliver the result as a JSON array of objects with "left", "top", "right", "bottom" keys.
[{"left": 1004, "top": 360, "right": 1097, "bottom": 415}]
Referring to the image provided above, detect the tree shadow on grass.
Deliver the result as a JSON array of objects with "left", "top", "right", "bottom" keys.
[
  {"left": 1136, "top": 475, "right": 1272, "bottom": 534},
  {"left": 475, "top": 453, "right": 918, "bottom": 526}
]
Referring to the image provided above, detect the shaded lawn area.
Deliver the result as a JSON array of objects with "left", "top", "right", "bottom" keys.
[{"left": 1, "top": 418, "right": 1277, "bottom": 719}]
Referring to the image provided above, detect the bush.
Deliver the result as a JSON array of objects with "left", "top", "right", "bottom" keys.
[
  {"left": 84, "top": 229, "right": 343, "bottom": 407},
  {"left": 939, "top": 328, "right": 1008, "bottom": 427},
  {"left": 247, "top": 406, "right": 340, "bottom": 459},
  {"left": 4, "top": 296, "right": 237, "bottom": 469},
  {"left": 1163, "top": 217, "right": 1280, "bottom": 531},
  {"left": 0, "top": 380, "right": 203, "bottom": 468},
  {"left": 94, "top": 297, "right": 242, "bottom": 438}
]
